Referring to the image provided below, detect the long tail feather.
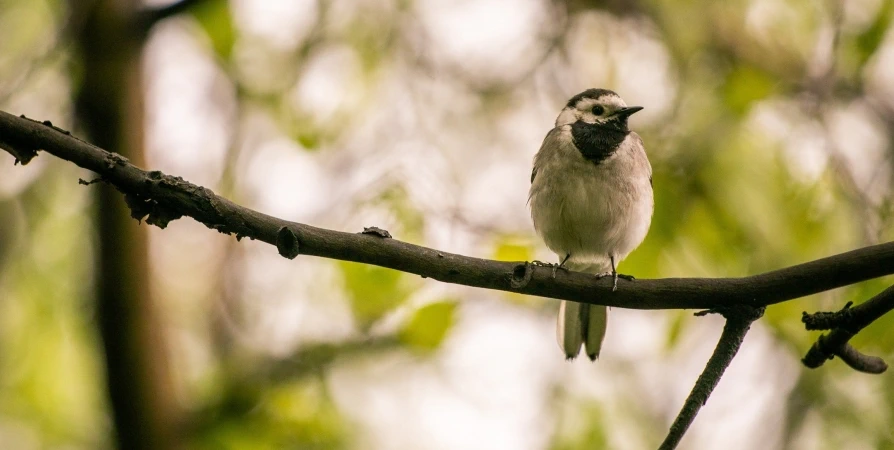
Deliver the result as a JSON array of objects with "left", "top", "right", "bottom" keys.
[
  {"left": 557, "top": 300, "right": 584, "bottom": 359},
  {"left": 557, "top": 261, "right": 611, "bottom": 361},
  {"left": 585, "top": 305, "right": 608, "bottom": 360}
]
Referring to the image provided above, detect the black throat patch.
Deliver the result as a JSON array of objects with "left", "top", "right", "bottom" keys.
[{"left": 570, "top": 120, "right": 629, "bottom": 164}]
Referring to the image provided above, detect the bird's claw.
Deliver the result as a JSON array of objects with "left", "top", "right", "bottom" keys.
[
  {"left": 612, "top": 273, "right": 635, "bottom": 291},
  {"left": 594, "top": 272, "right": 634, "bottom": 291},
  {"left": 552, "top": 265, "right": 567, "bottom": 278},
  {"left": 530, "top": 260, "right": 569, "bottom": 279}
]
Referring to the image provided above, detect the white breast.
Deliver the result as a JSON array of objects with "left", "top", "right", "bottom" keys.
[{"left": 529, "top": 126, "right": 653, "bottom": 271}]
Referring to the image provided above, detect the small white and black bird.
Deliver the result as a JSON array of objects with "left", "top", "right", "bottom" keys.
[{"left": 528, "top": 88, "right": 653, "bottom": 361}]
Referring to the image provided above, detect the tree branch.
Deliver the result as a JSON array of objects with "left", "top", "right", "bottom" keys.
[
  {"left": 2, "top": 109, "right": 894, "bottom": 312},
  {"left": 801, "top": 285, "right": 894, "bottom": 374},
  {"left": 659, "top": 305, "right": 765, "bottom": 450},
  {"left": 4, "top": 110, "right": 894, "bottom": 449}
]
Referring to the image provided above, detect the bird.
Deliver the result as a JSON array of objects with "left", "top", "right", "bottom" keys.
[{"left": 528, "top": 88, "right": 653, "bottom": 361}]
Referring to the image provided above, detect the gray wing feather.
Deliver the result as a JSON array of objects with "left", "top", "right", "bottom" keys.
[
  {"left": 629, "top": 132, "right": 652, "bottom": 179},
  {"left": 531, "top": 127, "right": 564, "bottom": 185}
]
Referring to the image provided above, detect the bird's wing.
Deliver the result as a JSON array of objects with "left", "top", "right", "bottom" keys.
[
  {"left": 629, "top": 131, "right": 652, "bottom": 186},
  {"left": 531, "top": 127, "right": 564, "bottom": 185}
]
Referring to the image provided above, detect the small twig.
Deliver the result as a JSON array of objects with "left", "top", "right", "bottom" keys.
[
  {"left": 801, "top": 285, "right": 894, "bottom": 374},
  {"left": 803, "top": 332, "right": 887, "bottom": 374},
  {"left": 659, "top": 305, "right": 765, "bottom": 450},
  {"left": 79, "top": 177, "right": 104, "bottom": 186}
]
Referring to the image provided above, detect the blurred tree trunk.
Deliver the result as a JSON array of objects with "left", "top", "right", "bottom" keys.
[{"left": 71, "top": 1, "right": 180, "bottom": 449}]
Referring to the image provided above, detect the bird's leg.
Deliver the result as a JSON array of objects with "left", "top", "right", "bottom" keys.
[
  {"left": 610, "top": 255, "right": 619, "bottom": 292},
  {"left": 608, "top": 256, "right": 635, "bottom": 290},
  {"left": 553, "top": 253, "right": 571, "bottom": 278},
  {"left": 531, "top": 253, "right": 571, "bottom": 278}
]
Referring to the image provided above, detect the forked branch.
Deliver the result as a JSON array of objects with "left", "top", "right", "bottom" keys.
[
  {"left": 1, "top": 110, "right": 893, "bottom": 450},
  {"left": 802, "top": 285, "right": 894, "bottom": 374},
  {"left": 1, "top": 111, "right": 894, "bottom": 311}
]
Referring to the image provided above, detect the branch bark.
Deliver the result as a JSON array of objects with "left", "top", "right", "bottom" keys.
[
  {"left": 5, "top": 109, "right": 894, "bottom": 450},
  {"left": 801, "top": 285, "right": 894, "bottom": 373},
  {"left": 658, "top": 305, "right": 765, "bottom": 450},
  {"left": 2, "top": 110, "right": 894, "bottom": 312}
]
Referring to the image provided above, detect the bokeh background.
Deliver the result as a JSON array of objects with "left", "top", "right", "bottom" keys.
[{"left": 1, "top": 0, "right": 894, "bottom": 449}]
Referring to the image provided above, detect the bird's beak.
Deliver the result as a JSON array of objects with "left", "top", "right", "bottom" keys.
[{"left": 615, "top": 106, "right": 644, "bottom": 117}]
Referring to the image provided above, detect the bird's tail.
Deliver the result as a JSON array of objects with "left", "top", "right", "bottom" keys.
[
  {"left": 557, "top": 301, "right": 607, "bottom": 361},
  {"left": 556, "top": 260, "right": 609, "bottom": 361}
]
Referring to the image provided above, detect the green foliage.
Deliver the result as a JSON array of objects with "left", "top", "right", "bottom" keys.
[
  {"left": 191, "top": 379, "right": 350, "bottom": 450},
  {"left": 0, "top": 167, "right": 105, "bottom": 447},
  {"left": 340, "top": 261, "right": 410, "bottom": 329},
  {"left": 191, "top": 0, "right": 236, "bottom": 59},
  {"left": 399, "top": 300, "right": 458, "bottom": 352},
  {"left": 374, "top": 184, "right": 425, "bottom": 242},
  {"left": 493, "top": 235, "right": 534, "bottom": 263},
  {"left": 549, "top": 403, "right": 609, "bottom": 450},
  {"left": 723, "top": 65, "right": 778, "bottom": 115},
  {"left": 854, "top": 0, "right": 893, "bottom": 66},
  {"left": 3, "top": 0, "right": 894, "bottom": 448}
]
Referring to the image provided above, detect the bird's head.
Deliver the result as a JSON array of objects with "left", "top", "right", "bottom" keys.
[{"left": 555, "top": 88, "right": 643, "bottom": 131}]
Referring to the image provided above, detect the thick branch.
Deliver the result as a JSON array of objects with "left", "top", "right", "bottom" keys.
[
  {"left": 2, "top": 110, "right": 894, "bottom": 310},
  {"left": 801, "top": 285, "right": 894, "bottom": 373},
  {"left": 659, "top": 306, "right": 765, "bottom": 450}
]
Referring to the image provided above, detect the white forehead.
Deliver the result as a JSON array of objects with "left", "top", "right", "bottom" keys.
[{"left": 574, "top": 94, "right": 627, "bottom": 111}]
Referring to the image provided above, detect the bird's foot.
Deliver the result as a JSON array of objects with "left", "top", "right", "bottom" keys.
[
  {"left": 610, "top": 273, "right": 636, "bottom": 292},
  {"left": 531, "top": 260, "right": 570, "bottom": 278},
  {"left": 593, "top": 271, "right": 634, "bottom": 291},
  {"left": 592, "top": 271, "right": 614, "bottom": 290}
]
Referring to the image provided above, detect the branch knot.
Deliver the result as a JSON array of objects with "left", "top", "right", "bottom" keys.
[{"left": 802, "top": 301, "right": 854, "bottom": 330}]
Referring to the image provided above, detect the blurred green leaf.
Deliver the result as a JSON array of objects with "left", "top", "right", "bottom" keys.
[
  {"left": 190, "top": 0, "right": 236, "bottom": 59},
  {"left": 190, "top": 379, "right": 350, "bottom": 450},
  {"left": 550, "top": 404, "right": 608, "bottom": 450},
  {"left": 340, "top": 262, "right": 409, "bottom": 328},
  {"left": 664, "top": 310, "right": 688, "bottom": 351},
  {"left": 723, "top": 65, "right": 777, "bottom": 115},
  {"left": 296, "top": 129, "right": 321, "bottom": 150},
  {"left": 375, "top": 184, "right": 425, "bottom": 242},
  {"left": 855, "top": 0, "right": 893, "bottom": 65},
  {"left": 399, "top": 300, "right": 458, "bottom": 352},
  {"left": 493, "top": 235, "right": 533, "bottom": 262}
]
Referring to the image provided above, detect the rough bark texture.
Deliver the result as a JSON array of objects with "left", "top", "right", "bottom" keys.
[
  {"left": 2, "top": 109, "right": 894, "bottom": 312},
  {"left": 2, "top": 108, "right": 893, "bottom": 450}
]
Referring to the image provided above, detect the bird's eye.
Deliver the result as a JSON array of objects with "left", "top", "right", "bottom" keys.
[{"left": 592, "top": 105, "right": 605, "bottom": 115}]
